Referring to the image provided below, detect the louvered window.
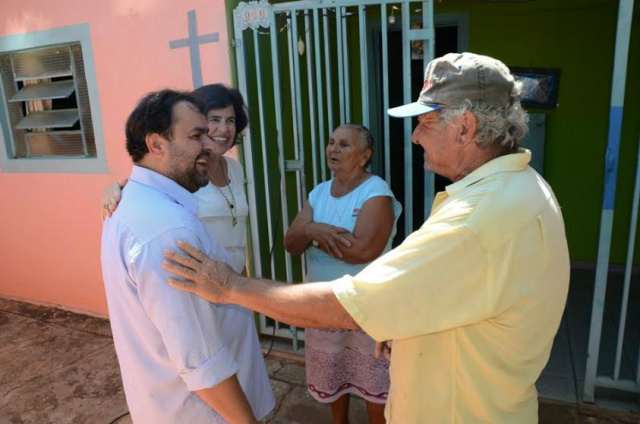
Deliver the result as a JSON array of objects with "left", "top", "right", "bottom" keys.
[{"left": 0, "top": 43, "right": 96, "bottom": 158}]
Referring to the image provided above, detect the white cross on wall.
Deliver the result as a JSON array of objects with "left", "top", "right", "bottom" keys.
[{"left": 169, "top": 9, "right": 219, "bottom": 89}]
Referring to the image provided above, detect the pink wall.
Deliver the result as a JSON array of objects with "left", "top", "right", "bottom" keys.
[{"left": 0, "top": 0, "right": 231, "bottom": 315}]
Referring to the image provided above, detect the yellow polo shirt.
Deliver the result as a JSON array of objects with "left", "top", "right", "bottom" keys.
[{"left": 332, "top": 149, "right": 570, "bottom": 423}]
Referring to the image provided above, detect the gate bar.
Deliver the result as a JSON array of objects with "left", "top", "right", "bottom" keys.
[
  {"left": 342, "top": 8, "right": 351, "bottom": 123},
  {"left": 401, "top": 2, "right": 413, "bottom": 235},
  {"left": 313, "top": 8, "right": 328, "bottom": 181},
  {"left": 381, "top": 5, "right": 391, "bottom": 184},
  {"left": 295, "top": 11, "right": 311, "bottom": 279},
  {"left": 422, "top": 0, "right": 435, "bottom": 218},
  {"left": 283, "top": 11, "right": 297, "bottom": 282},
  {"left": 336, "top": 7, "right": 346, "bottom": 124},
  {"left": 595, "top": 376, "right": 640, "bottom": 393},
  {"left": 584, "top": 0, "right": 635, "bottom": 403},
  {"left": 305, "top": 11, "right": 319, "bottom": 187},
  {"left": 615, "top": 132, "right": 640, "bottom": 381},
  {"left": 358, "top": 5, "right": 369, "bottom": 128},
  {"left": 290, "top": 12, "right": 308, "bottom": 204},
  {"left": 252, "top": 28, "right": 276, "bottom": 281},
  {"left": 233, "top": 19, "right": 263, "bottom": 281},
  {"left": 289, "top": 11, "right": 306, "bottom": 350},
  {"left": 323, "top": 10, "right": 335, "bottom": 162},
  {"left": 269, "top": 10, "right": 293, "bottom": 282}
]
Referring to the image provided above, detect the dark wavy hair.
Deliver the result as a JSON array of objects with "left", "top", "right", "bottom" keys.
[
  {"left": 192, "top": 84, "right": 249, "bottom": 145},
  {"left": 125, "top": 89, "right": 203, "bottom": 162}
]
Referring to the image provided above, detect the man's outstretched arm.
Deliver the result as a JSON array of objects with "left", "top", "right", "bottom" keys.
[
  {"left": 163, "top": 240, "right": 359, "bottom": 330},
  {"left": 228, "top": 277, "right": 358, "bottom": 329}
]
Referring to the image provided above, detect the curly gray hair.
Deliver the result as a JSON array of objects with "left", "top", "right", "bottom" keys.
[{"left": 438, "top": 83, "right": 529, "bottom": 154}]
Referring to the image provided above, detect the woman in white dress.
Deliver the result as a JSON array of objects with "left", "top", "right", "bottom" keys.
[
  {"left": 102, "top": 84, "right": 249, "bottom": 274},
  {"left": 284, "top": 124, "right": 402, "bottom": 424},
  {"left": 191, "top": 84, "right": 249, "bottom": 274}
]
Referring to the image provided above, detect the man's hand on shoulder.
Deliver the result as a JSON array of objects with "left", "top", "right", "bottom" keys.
[{"left": 163, "top": 240, "right": 236, "bottom": 304}]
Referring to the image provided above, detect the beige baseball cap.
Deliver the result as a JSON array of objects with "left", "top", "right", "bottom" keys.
[{"left": 388, "top": 52, "right": 516, "bottom": 117}]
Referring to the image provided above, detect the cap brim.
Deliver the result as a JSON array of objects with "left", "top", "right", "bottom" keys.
[{"left": 387, "top": 102, "right": 441, "bottom": 118}]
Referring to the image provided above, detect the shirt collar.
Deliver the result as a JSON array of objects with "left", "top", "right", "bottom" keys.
[
  {"left": 446, "top": 148, "right": 531, "bottom": 196},
  {"left": 129, "top": 165, "right": 199, "bottom": 215}
]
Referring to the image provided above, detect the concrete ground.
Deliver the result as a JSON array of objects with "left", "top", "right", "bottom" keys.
[{"left": 1, "top": 297, "right": 638, "bottom": 424}]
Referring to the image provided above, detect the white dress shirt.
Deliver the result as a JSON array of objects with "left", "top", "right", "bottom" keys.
[{"left": 101, "top": 166, "right": 274, "bottom": 423}]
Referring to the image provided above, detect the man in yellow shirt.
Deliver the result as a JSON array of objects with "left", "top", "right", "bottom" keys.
[{"left": 163, "top": 52, "right": 570, "bottom": 423}]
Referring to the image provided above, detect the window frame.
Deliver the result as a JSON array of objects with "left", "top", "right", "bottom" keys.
[{"left": 0, "top": 23, "right": 107, "bottom": 173}]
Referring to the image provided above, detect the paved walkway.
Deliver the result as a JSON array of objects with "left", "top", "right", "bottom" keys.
[{"left": 1, "top": 297, "right": 637, "bottom": 423}]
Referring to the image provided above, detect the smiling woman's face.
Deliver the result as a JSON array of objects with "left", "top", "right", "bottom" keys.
[
  {"left": 205, "top": 105, "right": 236, "bottom": 157},
  {"left": 325, "top": 126, "right": 371, "bottom": 174}
]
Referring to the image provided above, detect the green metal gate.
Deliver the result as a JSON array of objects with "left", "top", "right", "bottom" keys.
[{"left": 232, "top": 0, "right": 435, "bottom": 350}]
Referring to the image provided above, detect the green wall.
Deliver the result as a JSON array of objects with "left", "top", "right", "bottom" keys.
[
  {"left": 226, "top": 0, "right": 640, "bottom": 265},
  {"left": 434, "top": 0, "right": 640, "bottom": 264}
]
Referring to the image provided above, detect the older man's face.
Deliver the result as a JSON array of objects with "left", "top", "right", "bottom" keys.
[{"left": 412, "top": 111, "right": 460, "bottom": 178}]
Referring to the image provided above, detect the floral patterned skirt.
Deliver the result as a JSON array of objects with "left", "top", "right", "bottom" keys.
[{"left": 305, "top": 327, "right": 390, "bottom": 404}]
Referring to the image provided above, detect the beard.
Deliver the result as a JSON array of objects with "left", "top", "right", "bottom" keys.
[{"left": 169, "top": 152, "right": 209, "bottom": 193}]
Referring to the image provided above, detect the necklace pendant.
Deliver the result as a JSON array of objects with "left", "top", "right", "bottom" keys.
[{"left": 232, "top": 217, "right": 238, "bottom": 226}]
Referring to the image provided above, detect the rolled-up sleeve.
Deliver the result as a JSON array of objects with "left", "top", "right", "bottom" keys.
[
  {"left": 131, "top": 227, "right": 238, "bottom": 391},
  {"left": 332, "top": 224, "right": 489, "bottom": 342}
]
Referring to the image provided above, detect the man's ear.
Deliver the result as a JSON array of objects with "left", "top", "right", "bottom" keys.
[
  {"left": 145, "top": 134, "right": 167, "bottom": 158},
  {"left": 458, "top": 111, "right": 478, "bottom": 145}
]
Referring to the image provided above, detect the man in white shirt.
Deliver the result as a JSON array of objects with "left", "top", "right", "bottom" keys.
[{"left": 101, "top": 89, "right": 274, "bottom": 423}]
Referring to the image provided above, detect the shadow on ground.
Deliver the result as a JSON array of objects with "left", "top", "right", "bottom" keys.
[{"left": 1, "top": 297, "right": 638, "bottom": 424}]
